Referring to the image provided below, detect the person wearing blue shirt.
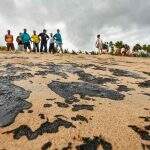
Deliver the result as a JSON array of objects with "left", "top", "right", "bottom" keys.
[
  {"left": 54, "top": 29, "right": 63, "bottom": 53},
  {"left": 21, "top": 29, "right": 31, "bottom": 52}
]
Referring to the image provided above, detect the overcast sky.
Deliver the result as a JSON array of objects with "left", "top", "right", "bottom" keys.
[{"left": 0, "top": 0, "right": 150, "bottom": 50}]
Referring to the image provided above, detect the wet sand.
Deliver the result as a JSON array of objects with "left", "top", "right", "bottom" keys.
[{"left": 0, "top": 52, "right": 149, "bottom": 150}]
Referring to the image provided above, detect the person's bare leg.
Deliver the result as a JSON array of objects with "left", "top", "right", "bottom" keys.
[
  {"left": 60, "top": 44, "right": 63, "bottom": 53},
  {"left": 99, "top": 48, "right": 102, "bottom": 54}
]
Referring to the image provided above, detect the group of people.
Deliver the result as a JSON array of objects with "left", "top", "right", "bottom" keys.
[
  {"left": 95, "top": 34, "right": 131, "bottom": 56},
  {"left": 5, "top": 29, "right": 63, "bottom": 53}
]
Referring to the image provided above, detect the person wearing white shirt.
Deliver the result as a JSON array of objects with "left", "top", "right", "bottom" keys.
[
  {"left": 95, "top": 34, "right": 103, "bottom": 54},
  {"left": 49, "top": 33, "right": 55, "bottom": 54}
]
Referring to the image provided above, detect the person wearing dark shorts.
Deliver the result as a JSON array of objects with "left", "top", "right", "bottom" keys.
[
  {"left": 49, "top": 33, "right": 55, "bottom": 53},
  {"left": 39, "top": 29, "right": 49, "bottom": 53},
  {"left": 5, "top": 30, "right": 15, "bottom": 51},
  {"left": 16, "top": 33, "right": 24, "bottom": 51}
]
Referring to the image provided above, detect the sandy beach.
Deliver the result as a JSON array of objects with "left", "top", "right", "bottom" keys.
[{"left": 0, "top": 52, "right": 149, "bottom": 150}]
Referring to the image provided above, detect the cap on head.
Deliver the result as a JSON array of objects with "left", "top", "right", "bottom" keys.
[
  {"left": 97, "top": 34, "right": 100, "bottom": 38},
  {"left": 57, "top": 29, "right": 60, "bottom": 33},
  {"left": 7, "top": 30, "right": 10, "bottom": 34},
  {"left": 24, "top": 29, "right": 27, "bottom": 33},
  {"left": 43, "top": 29, "right": 47, "bottom": 33}
]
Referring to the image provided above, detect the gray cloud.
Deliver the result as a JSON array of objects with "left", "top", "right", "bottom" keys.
[{"left": 0, "top": 0, "right": 150, "bottom": 50}]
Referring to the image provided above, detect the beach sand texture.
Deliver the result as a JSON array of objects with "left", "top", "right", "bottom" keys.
[{"left": 0, "top": 52, "right": 149, "bottom": 150}]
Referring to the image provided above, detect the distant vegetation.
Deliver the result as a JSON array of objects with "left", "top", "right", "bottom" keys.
[{"left": 0, "top": 46, "right": 7, "bottom": 51}]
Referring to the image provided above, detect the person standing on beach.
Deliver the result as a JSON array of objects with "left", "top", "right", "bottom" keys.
[
  {"left": 31, "top": 30, "right": 40, "bottom": 52},
  {"left": 16, "top": 33, "right": 24, "bottom": 51},
  {"left": 54, "top": 29, "right": 63, "bottom": 53},
  {"left": 95, "top": 34, "right": 103, "bottom": 54},
  {"left": 5, "top": 30, "right": 15, "bottom": 51},
  {"left": 21, "top": 29, "right": 31, "bottom": 52},
  {"left": 49, "top": 33, "right": 55, "bottom": 54},
  {"left": 39, "top": 29, "right": 49, "bottom": 53}
]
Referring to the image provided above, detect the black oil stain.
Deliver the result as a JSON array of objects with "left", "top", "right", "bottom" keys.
[
  {"left": 39, "top": 114, "right": 45, "bottom": 120},
  {"left": 62, "top": 142, "right": 72, "bottom": 150},
  {"left": 143, "top": 72, "right": 150, "bottom": 76},
  {"left": 43, "top": 104, "right": 52, "bottom": 108},
  {"left": 3, "top": 118, "right": 76, "bottom": 140},
  {"left": 34, "top": 63, "right": 69, "bottom": 79},
  {"left": 130, "top": 115, "right": 150, "bottom": 149},
  {"left": 143, "top": 93, "right": 150, "bottom": 97},
  {"left": 72, "top": 104, "right": 94, "bottom": 111},
  {"left": 29, "top": 80, "right": 33, "bottom": 84},
  {"left": 76, "top": 136, "right": 112, "bottom": 150},
  {"left": 71, "top": 115, "right": 88, "bottom": 123},
  {"left": 145, "top": 125, "right": 150, "bottom": 131},
  {"left": 117, "top": 85, "right": 132, "bottom": 92},
  {"left": 41, "top": 141, "right": 52, "bottom": 150},
  {"left": 55, "top": 102, "right": 69, "bottom": 108},
  {"left": 141, "top": 144, "right": 150, "bottom": 150},
  {"left": 54, "top": 115, "right": 68, "bottom": 119},
  {"left": 76, "top": 70, "right": 116, "bottom": 85},
  {"left": 138, "top": 80, "right": 150, "bottom": 88},
  {"left": 81, "top": 96, "right": 95, "bottom": 101},
  {"left": 109, "top": 68, "right": 143, "bottom": 79},
  {"left": 28, "top": 110, "right": 33, "bottom": 113},
  {"left": 128, "top": 125, "right": 150, "bottom": 141},
  {"left": 0, "top": 73, "right": 34, "bottom": 81},
  {"left": 82, "top": 64, "right": 107, "bottom": 71},
  {"left": 0, "top": 80, "right": 32, "bottom": 127},
  {"left": 139, "top": 116, "right": 150, "bottom": 122},
  {"left": 46, "top": 98, "right": 56, "bottom": 101},
  {"left": 48, "top": 81, "right": 125, "bottom": 103},
  {"left": 3, "top": 63, "right": 30, "bottom": 76}
]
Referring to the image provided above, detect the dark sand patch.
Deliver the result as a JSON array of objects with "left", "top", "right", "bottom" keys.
[
  {"left": 76, "top": 70, "right": 116, "bottom": 85},
  {"left": 71, "top": 115, "right": 88, "bottom": 123},
  {"left": 62, "top": 143, "right": 72, "bottom": 150},
  {"left": 143, "top": 72, "right": 150, "bottom": 76},
  {"left": 143, "top": 93, "right": 150, "bottom": 97},
  {"left": 41, "top": 142, "right": 52, "bottom": 150},
  {"left": 109, "top": 68, "right": 143, "bottom": 79},
  {"left": 72, "top": 104, "right": 94, "bottom": 111},
  {"left": 54, "top": 115, "right": 68, "bottom": 119},
  {"left": 4, "top": 56, "right": 29, "bottom": 60},
  {"left": 117, "top": 85, "right": 132, "bottom": 92},
  {"left": 43, "top": 104, "right": 52, "bottom": 108},
  {"left": 141, "top": 144, "right": 150, "bottom": 150},
  {"left": 3, "top": 63, "right": 30, "bottom": 76},
  {"left": 3, "top": 118, "right": 75, "bottom": 140},
  {"left": 80, "top": 64, "right": 107, "bottom": 71},
  {"left": 34, "top": 63, "right": 69, "bottom": 79},
  {"left": 145, "top": 125, "right": 150, "bottom": 130},
  {"left": 129, "top": 114, "right": 150, "bottom": 149},
  {"left": 0, "top": 80, "right": 32, "bottom": 127},
  {"left": 0, "top": 73, "right": 34, "bottom": 81},
  {"left": 76, "top": 136, "right": 112, "bottom": 150},
  {"left": 28, "top": 110, "right": 33, "bottom": 113},
  {"left": 138, "top": 80, "right": 150, "bottom": 88},
  {"left": 48, "top": 81, "right": 125, "bottom": 103},
  {"left": 46, "top": 98, "right": 56, "bottom": 101},
  {"left": 128, "top": 125, "right": 150, "bottom": 141},
  {"left": 56, "top": 102, "right": 69, "bottom": 108},
  {"left": 139, "top": 116, "right": 150, "bottom": 122},
  {"left": 39, "top": 114, "right": 45, "bottom": 120}
]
